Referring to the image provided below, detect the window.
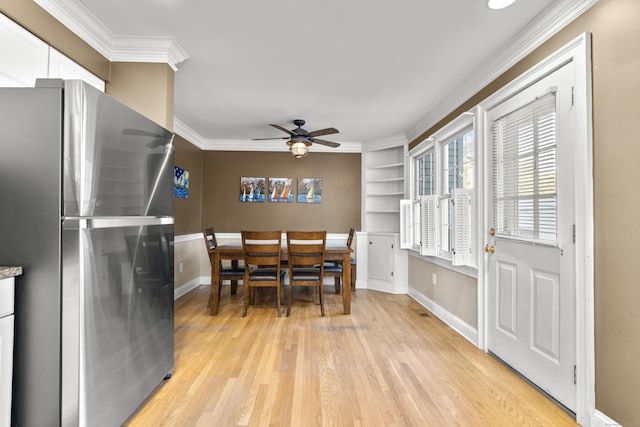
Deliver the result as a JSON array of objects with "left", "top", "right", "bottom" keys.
[
  {"left": 417, "top": 150, "right": 435, "bottom": 196},
  {"left": 492, "top": 92, "right": 556, "bottom": 242},
  {"left": 401, "top": 113, "right": 475, "bottom": 268},
  {"left": 440, "top": 129, "right": 474, "bottom": 258}
]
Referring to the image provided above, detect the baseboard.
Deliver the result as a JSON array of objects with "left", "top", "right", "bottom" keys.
[
  {"left": 174, "top": 277, "right": 201, "bottom": 299},
  {"left": 591, "top": 410, "right": 620, "bottom": 427},
  {"left": 407, "top": 286, "right": 478, "bottom": 346}
]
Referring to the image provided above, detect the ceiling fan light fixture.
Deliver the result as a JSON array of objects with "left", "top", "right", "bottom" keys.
[
  {"left": 291, "top": 141, "right": 308, "bottom": 158},
  {"left": 486, "top": 0, "right": 516, "bottom": 9}
]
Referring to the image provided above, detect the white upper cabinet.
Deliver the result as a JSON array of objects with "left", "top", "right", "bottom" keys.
[
  {"left": 48, "top": 47, "right": 105, "bottom": 92},
  {"left": 0, "top": 14, "right": 49, "bottom": 87},
  {"left": 0, "top": 13, "right": 104, "bottom": 91}
]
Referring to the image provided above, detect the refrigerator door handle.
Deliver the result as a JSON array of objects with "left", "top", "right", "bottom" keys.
[{"left": 63, "top": 216, "right": 174, "bottom": 229}]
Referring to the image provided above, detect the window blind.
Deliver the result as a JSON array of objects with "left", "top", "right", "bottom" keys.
[{"left": 492, "top": 91, "right": 557, "bottom": 242}]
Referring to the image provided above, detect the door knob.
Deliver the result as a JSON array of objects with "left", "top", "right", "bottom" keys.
[{"left": 485, "top": 244, "right": 495, "bottom": 253}]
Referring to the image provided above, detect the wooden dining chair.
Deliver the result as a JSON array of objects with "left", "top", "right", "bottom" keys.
[
  {"left": 287, "top": 230, "right": 327, "bottom": 317},
  {"left": 241, "top": 230, "right": 286, "bottom": 317},
  {"left": 203, "top": 227, "right": 244, "bottom": 309},
  {"left": 324, "top": 228, "right": 356, "bottom": 294}
]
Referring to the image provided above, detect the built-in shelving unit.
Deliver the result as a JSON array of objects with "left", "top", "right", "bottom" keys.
[
  {"left": 362, "top": 142, "right": 406, "bottom": 232},
  {"left": 358, "top": 138, "right": 408, "bottom": 294}
]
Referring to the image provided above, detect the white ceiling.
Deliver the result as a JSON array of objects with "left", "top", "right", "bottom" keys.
[{"left": 37, "top": 0, "right": 589, "bottom": 150}]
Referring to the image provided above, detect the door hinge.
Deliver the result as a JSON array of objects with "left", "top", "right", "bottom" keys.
[
  {"left": 574, "top": 365, "right": 577, "bottom": 384},
  {"left": 391, "top": 243, "right": 394, "bottom": 249},
  {"left": 572, "top": 224, "right": 576, "bottom": 243}
]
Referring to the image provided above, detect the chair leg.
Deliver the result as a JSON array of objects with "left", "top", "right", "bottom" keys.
[
  {"left": 319, "top": 283, "right": 325, "bottom": 317},
  {"left": 334, "top": 277, "right": 341, "bottom": 294},
  {"left": 242, "top": 284, "right": 250, "bottom": 317},
  {"left": 287, "top": 284, "right": 293, "bottom": 317},
  {"left": 276, "top": 283, "right": 282, "bottom": 318},
  {"left": 351, "top": 264, "right": 356, "bottom": 292}
]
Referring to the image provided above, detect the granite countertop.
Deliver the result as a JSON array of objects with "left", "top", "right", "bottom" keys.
[{"left": 0, "top": 266, "right": 23, "bottom": 279}]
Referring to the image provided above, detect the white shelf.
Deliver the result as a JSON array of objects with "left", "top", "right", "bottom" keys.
[
  {"left": 367, "top": 192, "right": 404, "bottom": 197},
  {"left": 362, "top": 144, "right": 406, "bottom": 234},
  {"left": 367, "top": 177, "right": 404, "bottom": 184},
  {"left": 368, "top": 162, "right": 404, "bottom": 170}
]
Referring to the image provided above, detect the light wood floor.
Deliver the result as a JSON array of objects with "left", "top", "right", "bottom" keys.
[{"left": 126, "top": 285, "right": 578, "bottom": 427}]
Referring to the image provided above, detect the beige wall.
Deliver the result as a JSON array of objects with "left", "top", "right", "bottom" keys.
[
  {"left": 408, "top": 257, "right": 477, "bottom": 328},
  {"left": 408, "top": 0, "right": 640, "bottom": 422},
  {"left": 202, "top": 151, "right": 361, "bottom": 233},
  {"left": 106, "top": 62, "right": 175, "bottom": 130},
  {"left": 174, "top": 135, "right": 203, "bottom": 235}
]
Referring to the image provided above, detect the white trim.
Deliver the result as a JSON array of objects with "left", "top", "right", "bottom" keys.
[
  {"left": 591, "top": 410, "right": 620, "bottom": 427},
  {"left": 404, "top": 0, "right": 599, "bottom": 143},
  {"left": 33, "top": 0, "right": 188, "bottom": 71},
  {"left": 174, "top": 232, "right": 202, "bottom": 243},
  {"left": 174, "top": 277, "right": 200, "bottom": 299},
  {"left": 173, "top": 118, "right": 361, "bottom": 153},
  {"left": 362, "top": 134, "right": 409, "bottom": 152},
  {"left": 408, "top": 285, "right": 478, "bottom": 346},
  {"left": 478, "top": 33, "right": 594, "bottom": 427}
]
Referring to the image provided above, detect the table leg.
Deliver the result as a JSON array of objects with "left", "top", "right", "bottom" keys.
[
  {"left": 210, "top": 253, "right": 221, "bottom": 315},
  {"left": 342, "top": 252, "right": 351, "bottom": 314}
]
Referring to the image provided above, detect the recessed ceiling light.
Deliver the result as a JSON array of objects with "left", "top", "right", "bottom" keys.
[{"left": 487, "top": 0, "right": 517, "bottom": 10}]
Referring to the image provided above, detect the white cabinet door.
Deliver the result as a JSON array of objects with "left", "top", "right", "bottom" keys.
[
  {"left": 368, "top": 234, "right": 394, "bottom": 282},
  {"left": 0, "top": 314, "right": 14, "bottom": 427},
  {"left": 49, "top": 48, "right": 105, "bottom": 92},
  {"left": 0, "top": 14, "right": 49, "bottom": 87}
]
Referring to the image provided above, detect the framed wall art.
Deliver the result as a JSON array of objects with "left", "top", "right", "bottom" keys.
[
  {"left": 268, "top": 177, "right": 293, "bottom": 203},
  {"left": 240, "top": 177, "right": 265, "bottom": 202},
  {"left": 174, "top": 166, "right": 189, "bottom": 199},
  {"left": 297, "top": 178, "right": 322, "bottom": 204}
]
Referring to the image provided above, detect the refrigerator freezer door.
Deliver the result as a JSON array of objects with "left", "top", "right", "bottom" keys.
[
  {"left": 63, "top": 80, "right": 175, "bottom": 218},
  {"left": 62, "top": 220, "right": 174, "bottom": 427}
]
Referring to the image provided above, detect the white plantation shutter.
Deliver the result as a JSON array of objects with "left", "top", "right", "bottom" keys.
[
  {"left": 400, "top": 199, "right": 413, "bottom": 249},
  {"left": 452, "top": 188, "right": 472, "bottom": 266},
  {"left": 420, "top": 195, "right": 438, "bottom": 256},
  {"left": 492, "top": 91, "right": 557, "bottom": 242}
]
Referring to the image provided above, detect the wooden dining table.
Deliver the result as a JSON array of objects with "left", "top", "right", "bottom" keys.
[{"left": 208, "top": 241, "right": 352, "bottom": 316}]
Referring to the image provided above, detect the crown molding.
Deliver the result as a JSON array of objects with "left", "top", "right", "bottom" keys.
[
  {"left": 362, "top": 134, "right": 408, "bottom": 152},
  {"left": 404, "top": 0, "right": 599, "bottom": 143},
  {"left": 173, "top": 118, "right": 362, "bottom": 153},
  {"left": 34, "top": 0, "right": 187, "bottom": 71}
]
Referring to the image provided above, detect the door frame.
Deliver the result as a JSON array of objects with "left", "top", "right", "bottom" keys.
[{"left": 476, "top": 33, "right": 593, "bottom": 426}]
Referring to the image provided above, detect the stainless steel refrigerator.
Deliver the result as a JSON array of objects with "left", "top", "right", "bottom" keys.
[{"left": 0, "top": 79, "right": 175, "bottom": 426}]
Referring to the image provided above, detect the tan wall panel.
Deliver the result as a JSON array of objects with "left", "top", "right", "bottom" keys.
[
  {"left": 106, "top": 62, "right": 174, "bottom": 130},
  {"left": 174, "top": 238, "right": 203, "bottom": 289},
  {"left": 408, "top": 256, "right": 477, "bottom": 328},
  {"left": 174, "top": 135, "right": 203, "bottom": 235},
  {"left": 202, "top": 151, "right": 361, "bottom": 233}
]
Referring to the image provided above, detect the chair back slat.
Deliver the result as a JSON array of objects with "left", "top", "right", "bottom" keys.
[
  {"left": 203, "top": 227, "right": 218, "bottom": 252},
  {"left": 241, "top": 230, "right": 285, "bottom": 317},
  {"left": 286, "top": 231, "right": 327, "bottom": 317}
]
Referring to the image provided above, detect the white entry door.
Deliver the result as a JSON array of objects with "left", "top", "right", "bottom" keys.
[{"left": 486, "top": 61, "right": 576, "bottom": 411}]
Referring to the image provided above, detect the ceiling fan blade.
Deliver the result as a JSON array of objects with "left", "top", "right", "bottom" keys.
[
  {"left": 307, "top": 127, "right": 339, "bottom": 138},
  {"left": 270, "top": 124, "right": 295, "bottom": 136},
  {"left": 252, "top": 137, "right": 290, "bottom": 141},
  {"left": 311, "top": 138, "right": 341, "bottom": 148}
]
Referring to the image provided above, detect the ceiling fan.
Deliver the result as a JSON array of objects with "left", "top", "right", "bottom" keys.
[{"left": 253, "top": 119, "right": 340, "bottom": 158}]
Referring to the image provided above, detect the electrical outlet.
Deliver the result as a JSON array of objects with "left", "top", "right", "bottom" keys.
[
  {"left": 432, "top": 273, "right": 437, "bottom": 285},
  {"left": 179, "top": 262, "right": 184, "bottom": 273}
]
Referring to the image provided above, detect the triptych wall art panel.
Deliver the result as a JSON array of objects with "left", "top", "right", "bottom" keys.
[{"left": 240, "top": 177, "right": 322, "bottom": 204}]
